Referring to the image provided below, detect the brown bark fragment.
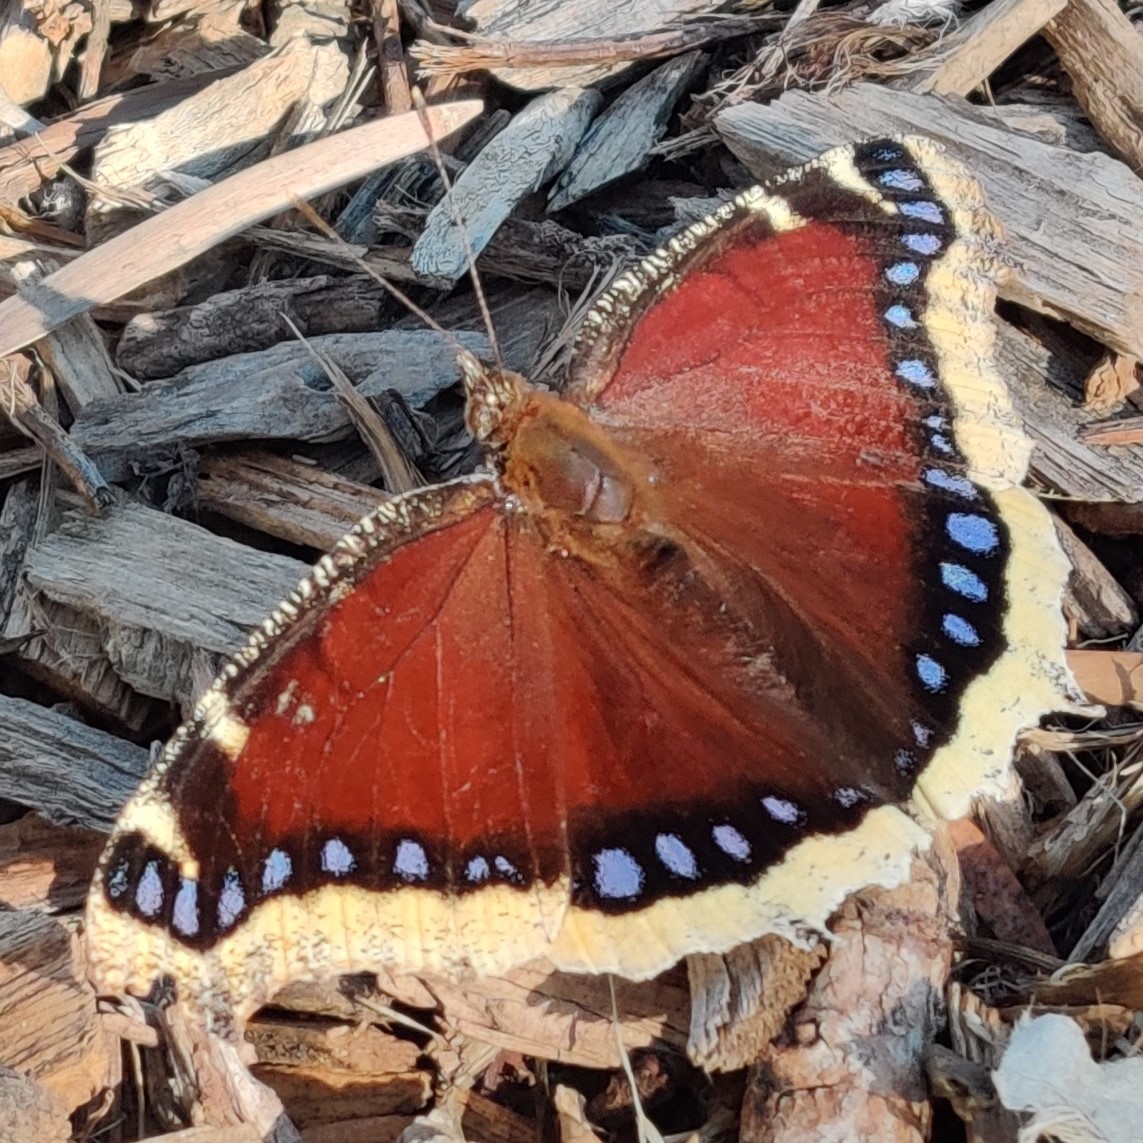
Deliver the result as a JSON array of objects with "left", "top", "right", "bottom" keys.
[
  {"left": 1045, "top": 0, "right": 1143, "bottom": 176},
  {"left": 252, "top": 1064, "right": 430, "bottom": 1131},
  {"left": 741, "top": 850, "right": 956, "bottom": 1143},
  {"left": 948, "top": 818, "right": 1056, "bottom": 955},
  {"left": 687, "top": 936, "right": 825, "bottom": 1071},
  {"left": 1066, "top": 649, "right": 1143, "bottom": 708},
  {"left": 1083, "top": 352, "right": 1140, "bottom": 412},
  {"left": 0, "top": 1067, "right": 70, "bottom": 1143},
  {"left": 0, "top": 911, "right": 113, "bottom": 1108},
  {"left": 0, "top": 813, "right": 104, "bottom": 912}
]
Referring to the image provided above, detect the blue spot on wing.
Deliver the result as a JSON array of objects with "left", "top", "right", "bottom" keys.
[
  {"left": 900, "top": 200, "right": 944, "bottom": 225},
  {"left": 885, "top": 261, "right": 920, "bottom": 286},
  {"left": 885, "top": 304, "right": 917, "bottom": 329},
  {"left": 896, "top": 359, "right": 936, "bottom": 388},
  {"left": 903, "top": 233, "right": 942, "bottom": 256},
  {"left": 943, "top": 614, "right": 982, "bottom": 646},
  {"left": 594, "top": 848, "right": 644, "bottom": 899},
  {"left": 916, "top": 654, "right": 948, "bottom": 692},
  {"left": 947, "top": 513, "right": 999, "bottom": 555},
  {"left": 941, "top": 562, "right": 988, "bottom": 602}
]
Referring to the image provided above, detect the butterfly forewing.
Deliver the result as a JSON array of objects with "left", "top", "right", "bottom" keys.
[{"left": 566, "top": 136, "right": 1070, "bottom": 820}]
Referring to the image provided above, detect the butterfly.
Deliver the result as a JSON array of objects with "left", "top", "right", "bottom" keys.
[{"left": 85, "top": 136, "right": 1074, "bottom": 1033}]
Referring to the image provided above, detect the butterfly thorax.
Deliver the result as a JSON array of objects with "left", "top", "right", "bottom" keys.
[
  {"left": 460, "top": 351, "right": 659, "bottom": 531},
  {"left": 501, "top": 388, "right": 665, "bottom": 533}
]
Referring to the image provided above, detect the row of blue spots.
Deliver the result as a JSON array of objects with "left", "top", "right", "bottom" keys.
[
  {"left": 915, "top": 509, "right": 999, "bottom": 691},
  {"left": 122, "top": 833, "right": 529, "bottom": 938},
  {"left": 592, "top": 824, "right": 750, "bottom": 900},
  {"left": 591, "top": 791, "right": 822, "bottom": 900},
  {"left": 872, "top": 164, "right": 999, "bottom": 698},
  {"left": 589, "top": 780, "right": 880, "bottom": 900}
]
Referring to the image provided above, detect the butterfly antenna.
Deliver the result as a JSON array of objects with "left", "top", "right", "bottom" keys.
[
  {"left": 410, "top": 87, "right": 503, "bottom": 371},
  {"left": 289, "top": 196, "right": 467, "bottom": 354},
  {"left": 289, "top": 156, "right": 523, "bottom": 445}
]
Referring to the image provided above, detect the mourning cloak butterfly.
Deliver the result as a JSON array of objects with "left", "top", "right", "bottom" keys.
[{"left": 86, "top": 137, "right": 1076, "bottom": 1031}]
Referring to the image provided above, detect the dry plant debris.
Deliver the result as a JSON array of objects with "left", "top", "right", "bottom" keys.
[{"left": 1, "top": 0, "right": 1143, "bottom": 1140}]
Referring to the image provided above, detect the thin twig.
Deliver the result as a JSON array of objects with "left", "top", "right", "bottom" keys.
[{"left": 0, "top": 355, "right": 112, "bottom": 510}]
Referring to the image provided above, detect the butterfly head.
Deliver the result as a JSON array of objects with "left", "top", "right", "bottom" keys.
[{"left": 457, "top": 348, "right": 528, "bottom": 445}]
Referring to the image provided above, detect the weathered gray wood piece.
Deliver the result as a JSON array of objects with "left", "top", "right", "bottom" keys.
[
  {"left": 71, "top": 330, "right": 490, "bottom": 466},
  {"left": 197, "top": 453, "right": 385, "bottom": 550},
  {"left": 995, "top": 319, "right": 1143, "bottom": 503},
  {"left": 1069, "top": 820, "right": 1143, "bottom": 961},
  {"left": 1054, "top": 515, "right": 1138, "bottom": 639},
  {"left": 548, "top": 51, "right": 705, "bottom": 211},
  {"left": 411, "top": 87, "right": 601, "bottom": 284},
  {"left": 459, "top": 0, "right": 716, "bottom": 90},
  {"left": 0, "top": 693, "right": 149, "bottom": 830},
  {"left": 466, "top": 216, "right": 636, "bottom": 291},
  {"left": 116, "top": 275, "right": 393, "bottom": 380},
  {"left": 714, "top": 84, "right": 1143, "bottom": 359},
  {"left": 0, "top": 447, "right": 40, "bottom": 483},
  {"left": 2, "top": 482, "right": 157, "bottom": 731},
  {"left": 1, "top": 262, "right": 124, "bottom": 412},
  {"left": 0, "top": 478, "right": 38, "bottom": 634},
  {"left": 988, "top": 102, "right": 1104, "bottom": 154},
  {"left": 87, "top": 38, "right": 348, "bottom": 239},
  {"left": 402, "top": 287, "right": 572, "bottom": 379},
  {"left": 19, "top": 499, "right": 308, "bottom": 709}
]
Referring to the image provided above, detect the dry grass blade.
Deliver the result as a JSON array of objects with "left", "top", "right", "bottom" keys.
[
  {"left": 608, "top": 976, "right": 667, "bottom": 1143},
  {"left": 283, "top": 315, "right": 423, "bottom": 495},
  {"left": 696, "top": 13, "right": 935, "bottom": 119},
  {"left": 0, "top": 102, "right": 483, "bottom": 359}
]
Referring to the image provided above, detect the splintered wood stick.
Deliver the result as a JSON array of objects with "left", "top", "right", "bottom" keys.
[
  {"left": 1044, "top": 0, "right": 1143, "bottom": 177},
  {"left": 0, "top": 354, "right": 111, "bottom": 509},
  {"left": 373, "top": 0, "right": 412, "bottom": 113},
  {"left": 904, "top": 0, "right": 1067, "bottom": 97},
  {"left": 412, "top": 20, "right": 764, "bottom": 77},
  {"left": 0, "top": 101, "right": 482, "bottom": 360}
]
